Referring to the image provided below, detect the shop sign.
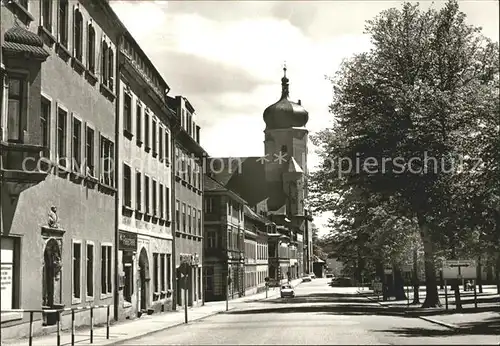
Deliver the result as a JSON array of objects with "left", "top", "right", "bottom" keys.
[{"left": 119, "top": 231, "right": 137, "bottom": 251}]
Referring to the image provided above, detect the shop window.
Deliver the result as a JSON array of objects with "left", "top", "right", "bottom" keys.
[
  {"left": 1, "top": 237, "right": 20, "bottom": 313},
  {"left": 123, "top": 252, "right": 133, "bottom": 303}
]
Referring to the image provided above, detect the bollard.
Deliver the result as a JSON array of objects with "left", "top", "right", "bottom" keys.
[
  {"left": 56, "top": 311, "right": 61, "bottom": 346},
  {"left": 29, "top": 311, "right": 34, "bottom": 346},
  {"left": 90, "top": 307, "right": 94, "bottom": 344},
  {"left": 106, "top": 305, "right": 110, "bottom": 339},
  {"left": 71, "top": 309, "right": 75, "bottom": 346}
]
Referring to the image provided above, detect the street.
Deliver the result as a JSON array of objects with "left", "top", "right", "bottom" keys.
[{"left": 118, "top": 279, "right": 500, "bottom": 345}]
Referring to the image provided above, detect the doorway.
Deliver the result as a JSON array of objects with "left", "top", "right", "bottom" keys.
[{"left": 138, "top": 248, "right": 149, "bottom": 312}]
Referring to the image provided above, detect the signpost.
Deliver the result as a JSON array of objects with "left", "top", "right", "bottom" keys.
[
  {"left": 442, "top": 260, "right": 477, "bottom": 311},
  {"left": 179, "top": 262, "right": 190, "bottom": 323}
]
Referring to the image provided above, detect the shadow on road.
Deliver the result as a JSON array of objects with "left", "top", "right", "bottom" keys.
[
  {"left": 227, "top": 303, "right": 408, "bottom": 317},
  {"left": 374, "top": 316, "right": 500, "bottom": 336},
  {"left": 265, "top": 292, "right": 368, "bottom": 305}
]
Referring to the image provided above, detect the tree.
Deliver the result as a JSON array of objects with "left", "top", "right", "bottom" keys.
[{"left": 311, "top": 0, "right": 499, "bottom": 308}]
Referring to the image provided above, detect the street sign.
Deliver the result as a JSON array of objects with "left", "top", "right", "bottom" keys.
[
  {"left": 401, "top": 264, "right": 412, "bottom": 272},
  {"left": 442, "top": 259, "right": 476, "bottom": 279}
]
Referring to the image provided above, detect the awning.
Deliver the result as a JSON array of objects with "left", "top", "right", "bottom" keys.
[{"left": 3, "top": 26, "right": 49, "bottom": 60}]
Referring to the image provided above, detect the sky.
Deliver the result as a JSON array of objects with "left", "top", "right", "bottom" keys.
[{"left": 110, "top": 0, "right": 499, "bottom": 237}]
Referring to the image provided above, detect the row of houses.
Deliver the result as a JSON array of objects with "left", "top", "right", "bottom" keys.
[{"left": 0, "top": 0, "right": 314, "bottom": 339}]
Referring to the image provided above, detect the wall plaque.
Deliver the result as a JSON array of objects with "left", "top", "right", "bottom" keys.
[{"left": 119, "top": 231, "right": 137, "bottom": 251}]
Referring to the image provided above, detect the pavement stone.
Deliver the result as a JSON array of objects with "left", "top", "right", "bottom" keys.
[{"left": 1, "top": 279, "right": 303, "bottom": 346}]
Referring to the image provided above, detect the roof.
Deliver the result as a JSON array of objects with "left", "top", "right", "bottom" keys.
[
  {"left": 203, "top": 174, "right": 247, "bottom": 205},
  {"left": 243, "top": 205, "right": 268, "bottom": 225}
]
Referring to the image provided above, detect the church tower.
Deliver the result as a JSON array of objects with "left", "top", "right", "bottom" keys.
[{"left": 263, "top": 66, "right": 309, "bottom": 216}]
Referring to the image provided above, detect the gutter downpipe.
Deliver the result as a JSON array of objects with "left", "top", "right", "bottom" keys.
[{"left": 170, "top": 120, "right": 180, "bottom": 310}]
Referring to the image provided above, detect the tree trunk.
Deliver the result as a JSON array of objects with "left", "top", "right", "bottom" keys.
[
  {"left": 418, "top": 217, "right": 441, "bottom": 308},
  {"left": 478, "top": 255, "right": 483, "bottom": 294},
  {"left": 412, "top": 248, "right": 420, "bottom": 304},
  {"left": 394, "top": 266, "right": 407, "bottom": 300},
  {"left": 374, "top": 258, "right": 387, "bottom": 300}
]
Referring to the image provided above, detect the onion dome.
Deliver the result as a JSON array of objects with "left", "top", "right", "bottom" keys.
[{"left": 263, "top": 66, "right": 308, "bottom": 130}]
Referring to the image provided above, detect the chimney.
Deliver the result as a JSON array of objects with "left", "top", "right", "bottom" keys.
[{"left": 298, "top": 99, "right": 301, "bottom": 105}]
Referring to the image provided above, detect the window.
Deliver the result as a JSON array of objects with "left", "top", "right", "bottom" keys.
[
  {"left": 166, "top": 254, "right": 171, "bottom": 289},
  {"left": 144, "top": 176, "right": 150, "bottom": 215},
  {"left": 72, "top": 242, "right": 82, "bottom": 300},
  {"left": 136, "top": 171, "right": 142, "bottom": 211},
  {"left": 86, "top": 243, "right": 94, "bottom": 298},
  {"left": 166, "top": 188, "right": 170, "bottom": 220},
  {"left": 160, "top": 254, "right": 166, "bottom": 291},
  {"left": 197, "top": 210, "right": 202, "bottom": 235},
  {"left": 101, "top": 41, "right": 108, "bottom": 84},
  {"left": 1, "top": 237, "right": 19, "bottom": 311},
  {"left": 41, "top": 97, "right": 51, "bottom": 157},
  {"left": 175, "top": 200, "right": 180, "bottom": 231},
  {"left": 123, "top": 164, "right": 131, "bottom": 207},
  {"left": 41, "top": 0, "right": 53, "bottom": 32},
  {"left": 153, "top": 253, "right": 159, "bottom": 297},
  {"left": 73, "top": 9, "right": 83, "bottom": 61},
  {"left": 182, "top": 203, "right": 186, "bottom": 232},
  {"left": 58, "top": 0, "right": 68, "bottom": 47},
  {"left": 136, "top": 103, "right": 142, "bottom": 144},
  {"left": 72, "top": 116, "right": 82, "bottom": 170},
  {"left": 152, "top": 180, "right": 157, "bottom": 216},
  {"left": 101, "top": 245, "right": 112, "bottom": 295},
  {"left": 207, "top": 231, "right": 216, "bottom": 248},
  {"left": 175, "top": 147, "right": 179, "bottom": 175},
  {"left": 144, "top": 111, "right": 150, "bottom": 150},
  {"left": 193, "top": 211, "right": 196, "bottom": 235},
  {"left": 159, "top": 127, "right": 163, "bottom": 160},
  {"left": 159, "top": 184, "right": 164, "bottom": 219},
  {"left": 123, "top": 92, "right": 132, "bottom": 134},
  {"left": 227, "top": 229, "right": 232, "bottom": 249},
  {"left": 152, "top": 119, "right": 157, "bottom": 155},
  {"left": 164, "top": 132, "right": 169, "bottom": 162},
  {"left": 108, "top": 48, "right": 114, "bottom": 90},
  {"left": 87, "top": 24, "right": 95, "bottom": 72},
  {"left": 187, "top": 206, "right": 191, "bottom": 233},
  {"left": 7, "top": 76, "right": 26, "bottom": 142},
  {"left": 100, "top": 136, "right": 115, "bottom": 186},
  {"left": 205, "top": 197, "right": 213, "bottom": 213},
  {"left": 57, "top": 107, "right": 67, "bottom": 164},
  {"left": 85, "top": 126, "right": 94, "bottom": 176}
]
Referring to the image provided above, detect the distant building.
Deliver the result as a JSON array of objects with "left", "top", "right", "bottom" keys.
[
  {"left": 243, "top": 205, "right": 269, "bottom": 295},
  {"left": 206, "top": 67, "right": 312, "bottom": 286},
  {"left": 203, "top": 175, "right": 246, "bottom": 301},
  {"left": 166, "top": 96, "right": 206, "bottom": 308}
]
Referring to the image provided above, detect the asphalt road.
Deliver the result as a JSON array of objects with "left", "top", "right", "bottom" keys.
[{"left": 119, "top": 278, "right": 500, "bottom": 345}]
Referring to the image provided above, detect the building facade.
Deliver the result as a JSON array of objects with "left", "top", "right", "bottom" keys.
[
  {"left": 206, "top": 67, "right": 312, "bottom": 288},
  {"left": 116, "top": 31, "right": 174, "bottom": 320},
  {"left": 243, "top": 205, "right": 269, "bottom": 295},
  {"left": 1, "top": 0, "right": 120, "bottom": 338},
  {"left": 203, "top": 174, "right": 246, "bottom": 301},
  {"left": 166, "top": 96, "right": 205, "bottom": 308}
]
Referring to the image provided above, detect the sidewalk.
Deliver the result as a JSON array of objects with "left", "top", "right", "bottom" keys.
[
  {"left": 358, "top": 286, "right": 500, "bottom": 334},
  {"left": 2, "top": 279, "right": 303, "bottom": 346}
]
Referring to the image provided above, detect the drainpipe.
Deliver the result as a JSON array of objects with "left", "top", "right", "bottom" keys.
[
  {"left": 113, "top": 32, "right": 124, "bottom": 321},
  {"left": 170, "top": 121, "right": 180, "bottom": 310},
  {"left": 201, "top": 153, "right": 205, "bottom": 306}
]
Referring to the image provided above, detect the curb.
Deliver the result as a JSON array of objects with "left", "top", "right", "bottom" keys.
[
  {"left": 106, "top": 307, "right": 236, "bottom": 345},
  {"left": 357, "top": 290, "right": 461, "bottom": 331},
  {"left": 417, "top": 316, "right": 459, "bottom": 330}
]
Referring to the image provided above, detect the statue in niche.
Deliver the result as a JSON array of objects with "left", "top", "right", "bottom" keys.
[
  {"left": 48, "top": 206, "right": 59, "bottom": 228},
  {"left": 43, "top": 239, "right": 62, "bottom": 307}
]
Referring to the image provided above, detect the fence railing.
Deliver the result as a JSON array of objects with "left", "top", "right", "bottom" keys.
[{"left": 1, "top": 304, "right": 110, "bottom": 346}]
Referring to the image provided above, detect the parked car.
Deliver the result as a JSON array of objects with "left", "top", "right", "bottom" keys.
[
  {"left": 309, "top": 273, "right": 316, "bottom": 279},
  {"left": 280, "top": 284, "right": 295, "bottom": 298},
  {"left": 302, "top": 275, "right": 312, "bottom": 282},
  {"left": 330, "top": 277, "right": 352, "bottom": 287},
  {"left": 326, "top": 273, "right": 334, "bottom": 278}
]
